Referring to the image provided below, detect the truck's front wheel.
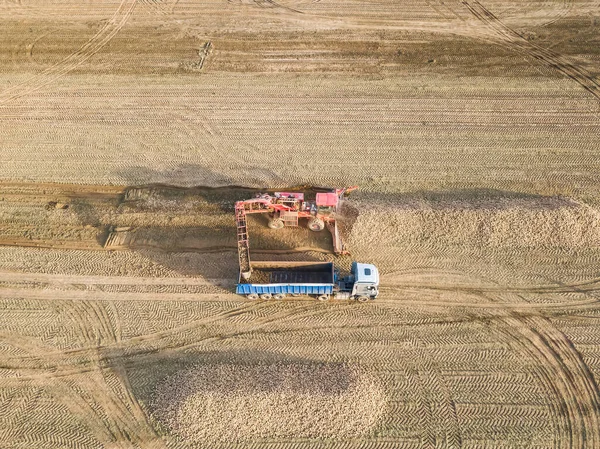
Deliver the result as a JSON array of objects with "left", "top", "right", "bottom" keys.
[{"left": 357, "top": 296, "right": 369, "bottom": 303}]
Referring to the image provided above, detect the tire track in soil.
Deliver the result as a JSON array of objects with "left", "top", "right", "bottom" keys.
[
  {"left": 227, "top": 0, "right": 305, "bottom": 14},
  {"left": 416, "top": 355, "right": 462, "bottom": 449},
  {"left": 0, "top": 334, "right": 126, "bottom": 448},
  {"left": 0, "top": 338, "right": 167, "bottom": 448},
  {"left": 0, "top": 300, "right": 332, "bottom": 447},
  {"left": 491, "top": 312, "right": 600, "bottom": 449},
  {"left": 380, "top": 268, "right": 600, "bottom": 448},
  {"left": 2, "top": 296, "right": 166, "bottom": 448},
  {"left": 261, "top": 0, "right": 305, "bottom": 14},
  {"left": 537, "top": 0, "right": 574, "bottom": 28},
  {"left": 76, "top": 300, "right": 164, "bottom": 449},
  {"left": 25, "top": 29, "right": 60, "bottom": 63},
  {"left": 87, "top": 305, "right": 167, "bottom": 449},
  {"left": 427, "top": 0, "right": 468, "bottom": 22},
  {"left": 384, "top": 268, "right": 600, "bottom": 295},
  {"left": 54, "top": 299, "right": 119, "bottom": 348},
  {"left": 462, "top": 0, "right": 600, "bottom": 102},
  {"left": 377, "top": 287, "right": 600, "bottom": 312},
  {"left": 120, "top": 278, "right": 594, "bottom": 449},
  {"left": 4, "top": 267, "right": 600, "bottom": 447},
  {"left": 0, "top": 0, "right": 137, "bottom": 106},
  {"left": 1, "top": 291, "right": 575, "bottom": 447},
  {"left": 137, "top": 0, "right": 172, "bottom": 16},
  {"left": 3, "top": 301, "right": 335, "bottom": 379},
  {"left": 79, "top": 368, "right": 167, "bottom": 449},
  {"left": 380, "top": 267, "right": 600, "bottom": 312},
  {"left": 0, "top": 300, "right": 277, "bottom": 371}
]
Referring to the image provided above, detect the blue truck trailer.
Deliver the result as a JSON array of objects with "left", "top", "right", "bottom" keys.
[{"left": 236, "top": 261, "right": 379, "bottom": 302}]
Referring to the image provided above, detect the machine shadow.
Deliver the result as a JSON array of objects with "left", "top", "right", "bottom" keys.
[{"left": 95, "top": 163, "right": 338, "bottom": 292}]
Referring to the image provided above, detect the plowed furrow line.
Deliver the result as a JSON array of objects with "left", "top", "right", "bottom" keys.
[
  {"left": 538, "top": 0, "right": 573, "bottom": 27},
  {"left": 0, "top": 341, "right": 126, "bottom": 448},
  {"left": 384, "top": 276, "right": 600, "bottom": 295},
  {"left": 261, "top": 0, "right": 305, "bottom": 14},
  {"left": 105, "top": 301, "right": 123, "bottom": 343},
  {"left": 86, "top": 368, "right": 166, "bottom": 449},
  {"left": 61, "top": 301, "right": 97, "bottom": 346},
  {"left": 51, "top": 378, "right": 131, "bottom": 449},
  {"left": 5, "top": 302, "right": 331, "bottom": 379},
  {"left": 0, "top": 270, "right": 229, "bottom": 288},
  {"left": 68, "top": 300, "right": 116, "bottom": 347},
  {"left": 417, "top": 370, "right": 441, "bottom": 448},
  {"left": 410, "top": 345, "right": 462, "bottom": 448},
  {"left": 85, "top": 300, "right": 118, "bottom": 345},
  {"left": 137, "top": 0, "right": 172, "bottom": 17},
  {"left": 1, "top": 389, "right": 36, "bottom": 443}
]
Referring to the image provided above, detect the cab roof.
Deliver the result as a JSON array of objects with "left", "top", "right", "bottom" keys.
[
  {"left": 316, "top": 192, "right": 338, "bottom": 207},
  {"left": 352, "top": 262, "right": 379, "bottom": 284}
]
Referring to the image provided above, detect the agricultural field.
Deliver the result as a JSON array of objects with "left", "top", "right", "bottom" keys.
[{"left": 1, "top": 0, "right": 600, "bottom": 448}]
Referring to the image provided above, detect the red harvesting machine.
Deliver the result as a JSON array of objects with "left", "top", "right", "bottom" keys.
[{"left": 234, "top": 187, "right": 357, "bottom": 278}]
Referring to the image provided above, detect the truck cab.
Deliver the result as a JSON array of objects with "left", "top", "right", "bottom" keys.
[
  {"left": 336, "top": 262, "right": 379, "bottom": 301},
  {"left": 351, "top": 262, "right": 379, "bottom": 299}
]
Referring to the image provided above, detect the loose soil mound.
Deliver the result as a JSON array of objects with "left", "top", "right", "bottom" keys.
[
  {"left": 349, "top": 195, "right": 600, "bottom": 248},
  {"left": 151, "top": 362, "right": 386, "bottom": 444}
]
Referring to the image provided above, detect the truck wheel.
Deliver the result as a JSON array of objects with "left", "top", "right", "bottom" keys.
[
  {"left": 308, "top": 218, "right": 325, "bottom": 232},
  {"left": 273, "top": 293, "right": 285, "bottom": 300},
  {"left": 268, "top": 218, "right": 284, "bottom": 229},
  {"left": 357, "top": 296, "right": 369, "bottom": 303},
  {"left": 260, "top": 293, "right": 272, "bottom": 300},
  {"left": 317, "top": 294, "right": 330, "bottom": 301},
  {"left": 247, "top": 294, "right": 259, "bottom": 300}
]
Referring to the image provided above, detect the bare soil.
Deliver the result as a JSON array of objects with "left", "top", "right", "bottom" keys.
[{"left": 1, "top": 1, "right": 600, "bottom": 448}]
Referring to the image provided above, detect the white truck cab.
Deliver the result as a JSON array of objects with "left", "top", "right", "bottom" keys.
[{"left": 350, "top": 262, "right": 379, "bottom": 300}]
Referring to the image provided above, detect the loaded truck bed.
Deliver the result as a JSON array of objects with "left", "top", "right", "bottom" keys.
[{"left": 236, "top": 261, "right": 334, "bottom": 296}]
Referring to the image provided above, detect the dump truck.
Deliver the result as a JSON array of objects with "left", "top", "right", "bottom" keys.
[{"left": 236, "top": 260, "right": 379, "bottom": 302}]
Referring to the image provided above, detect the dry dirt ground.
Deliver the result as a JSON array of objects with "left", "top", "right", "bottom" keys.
[{"left": 1, "top": 1, "right": 600, "bottom": 448}]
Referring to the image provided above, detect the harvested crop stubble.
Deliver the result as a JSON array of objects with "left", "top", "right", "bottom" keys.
[
  {"left": 151, "top": 362, "right": 386, "bottom": 443},
  {"left": 350, "top": 196, "right": 600, "bottom": 248}
]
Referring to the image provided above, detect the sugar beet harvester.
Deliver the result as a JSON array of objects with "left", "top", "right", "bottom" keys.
[
  {"left": 235, "top": 186, "right": 356, "bottom": 277},
  {"left": 234, "top": 187, "right": 380, "bottom": 301}
]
